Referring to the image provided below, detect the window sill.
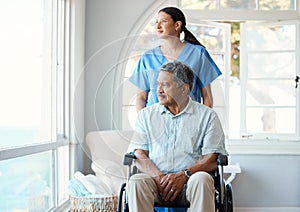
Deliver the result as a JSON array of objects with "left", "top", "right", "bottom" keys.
[{"left": 226, "top": 139, "right": 300, "bottom": 155}]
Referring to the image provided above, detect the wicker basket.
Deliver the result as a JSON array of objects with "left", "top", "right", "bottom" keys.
[{"left": 70, "top": 195, "right": 118, "bottom": 212}]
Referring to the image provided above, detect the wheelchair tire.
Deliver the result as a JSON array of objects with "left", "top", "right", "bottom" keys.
[
  {"left": 118, "top": 183, "right": 129, "bottom": 212},
  {"left": 225, "top": 184, "right": 233, "bottom": 212}
]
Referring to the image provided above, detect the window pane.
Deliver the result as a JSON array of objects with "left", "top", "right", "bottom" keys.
[
  {"left": 248, "top": 52, "right": 295, "bottom": 78},
  {"left": 0, "top": 1, "right": 52, "bottom": 148},
  {"left": 122, "top": 106, "right": 137, "bottom": 130},
  {"left": 221, "top": 0, "right": 256, "bottom": 10},
  {"left": 134, "top": 34, "right": 161, "bottom": 52},
  {"left": 211, "top": 54, "right": 225, "bottom": 77},
  {"left": 188, "top": 24, "right": 225, "bottom": 51},
  {"left": 246, "top": 80, "right": 296, "bottom": 106},
  {"left": 241, "top": 20, "right": 298, "bottom": 139},
  {"left": 259, "top": 0, "right": 296, "bottom": 10},
  {"left": 211, "top": 79, "right": 226, "bottom": 129},
  {"left": 122, "top": 78, "right": 138, "bottom": 106},
  {"left": 58, "top": 146, "right": 70, "bottom": 204},
  {"left": 228, "top": 83, "right": 241, "bottom": 138},
  {"left": 245, "top": 24, "right": 296, "bottom": 51},
  {"left": 0, "top": 151, "right": 54, "bottom": 211},
  {"left": 181, "top": 0, "right": 296, "bottom": 10},
  {"left": 181, "top": 0, "right": 218, "bottom": 9},
  {"left": 246, "top": 107, "right": 295, "bottom": 133},
  {"left": 124, "top": 54, "right": 140, "bottom": 78}
]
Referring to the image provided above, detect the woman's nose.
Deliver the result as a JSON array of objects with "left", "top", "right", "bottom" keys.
[{"left": 156, "top": 22, "right": 161, "bottom": 28}]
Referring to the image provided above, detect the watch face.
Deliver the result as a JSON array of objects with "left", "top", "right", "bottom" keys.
[{"left": 185, "top": 169, "right": 192, "bottom": 177}]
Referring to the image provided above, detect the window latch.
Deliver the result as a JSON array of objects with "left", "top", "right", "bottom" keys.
[
  {"left": 295, "top": 75, "right": 299, "bottom": 88},
  {"left": 242, "top": 134, "right": 253, "bottom": 139}
]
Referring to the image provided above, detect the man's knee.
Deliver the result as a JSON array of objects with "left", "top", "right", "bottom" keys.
[
  {"left": 188, "top": 172, "right": 214, "bottom": 189},
  {"left": 128, "top": 173, "right": 155, "bottom": 190},
  {"left": 129, "top": 173, "right": 152, "bottom": 181}
]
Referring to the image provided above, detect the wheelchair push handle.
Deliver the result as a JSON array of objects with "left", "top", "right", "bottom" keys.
[
  {"left": 217, "top": 154, "right": 228, "bottom": 166},
  {"left": 123, "top": 152, "right": 136, "bottom": 166}
]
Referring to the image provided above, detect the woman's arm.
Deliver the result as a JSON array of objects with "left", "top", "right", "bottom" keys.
[
  {"left": 201, "top": 84, "right": 213, "bottom": 108},
  {"left": 136, "top": 89, "right": 148, "bottom": 112}
]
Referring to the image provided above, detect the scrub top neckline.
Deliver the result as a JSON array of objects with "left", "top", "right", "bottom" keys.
[{"left": 158, "top": 42, "right": 189, "bottom": 62}]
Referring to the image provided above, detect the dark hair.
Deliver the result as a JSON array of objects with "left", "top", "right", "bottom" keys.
[
  {"left": 160, "top": 61, "right": 194, "bottom": 92},
  {"left": 159, "top": 7, "right": 205, "bottom": 48}
]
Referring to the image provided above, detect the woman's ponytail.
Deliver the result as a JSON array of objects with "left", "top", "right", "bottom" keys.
[{"left": 183, "top": 27, "right": 205, "bottom": 48}]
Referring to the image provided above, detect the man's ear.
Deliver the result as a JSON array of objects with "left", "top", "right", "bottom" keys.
[{"left": 183, "top": 84, "right": 190, "bottom": 93}]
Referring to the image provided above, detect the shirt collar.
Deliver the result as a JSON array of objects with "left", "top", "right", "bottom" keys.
[{"left": 159, "top": 97, "right": 194, "bottom": 116}]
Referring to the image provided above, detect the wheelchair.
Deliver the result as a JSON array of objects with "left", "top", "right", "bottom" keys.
[{"left": 117, "top": 152, "right": 233, "bottom": 212}]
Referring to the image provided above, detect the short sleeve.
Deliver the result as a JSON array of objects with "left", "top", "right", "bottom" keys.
[
  {"left": 201, "top": 111, "right": 228, "bottom": 156},
  {"left": 129, "top": 55, "right": 151, "bottom": 92},
  {"left": 199, "top": 48, "right": 222, "bottom": 88},
  {"left": 127, "top": 110, "right": 149, "bottom": 153}
]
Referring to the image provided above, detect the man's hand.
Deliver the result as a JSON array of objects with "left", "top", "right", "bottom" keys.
[
  {"left": 152, "top": 174, "right": 165, "bottom": 197},
  {"left": 160, "top": 171, "right": 188, "bottom": 202}
]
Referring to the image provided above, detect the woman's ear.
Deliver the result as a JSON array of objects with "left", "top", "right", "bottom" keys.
[{"left": 175, "top": 21, "right": 183, "bottom": 32}]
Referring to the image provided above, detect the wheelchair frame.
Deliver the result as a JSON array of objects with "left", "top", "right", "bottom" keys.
[{"left": 117, "top": 153, "right": 233, "bottom": 212}]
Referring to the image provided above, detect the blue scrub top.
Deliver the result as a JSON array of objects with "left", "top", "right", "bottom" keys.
[{"left": 129, "top": 42, "right": 222, "bottom": 106}]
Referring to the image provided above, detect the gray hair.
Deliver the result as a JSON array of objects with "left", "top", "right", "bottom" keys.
[{"left": 160, "top": 61, "right": 194, "bottom": 91}]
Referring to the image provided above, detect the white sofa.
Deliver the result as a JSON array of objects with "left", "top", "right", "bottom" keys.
[{"left": 85, "top": 130, "right": 134, "bottom": 194}]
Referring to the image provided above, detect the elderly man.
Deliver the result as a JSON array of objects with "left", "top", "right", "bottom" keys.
[{"left": 127, "top": 61, "right": 227, "bottom": 212}]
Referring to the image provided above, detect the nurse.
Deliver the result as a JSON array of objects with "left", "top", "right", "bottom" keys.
[{"left": 129, "top": 6, "right": 222, "bottom": 111}]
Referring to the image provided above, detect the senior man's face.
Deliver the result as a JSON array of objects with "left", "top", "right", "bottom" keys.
[{"left": 157, "top": 71, "right": 183, "bottom": 106}]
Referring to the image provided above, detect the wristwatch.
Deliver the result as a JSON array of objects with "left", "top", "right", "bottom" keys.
[{"left": 183, "top": 169, "right": 192, "bottom": 178}]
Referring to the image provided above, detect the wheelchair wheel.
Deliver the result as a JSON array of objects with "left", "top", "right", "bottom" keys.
[
  {"left": 225, "top": 184, "right": 233, "bottom": 212},
  {"left": 118, "top": 182, "right": 129, "bottom": 212}
]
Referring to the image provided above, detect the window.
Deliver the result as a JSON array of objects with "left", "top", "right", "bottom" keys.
[
  {"left": 181, "top": 0, "right": 296, "bottom": 10},
  {"left": 0, "top": 1, "right": 70, "bottom": 211},
  {"left": 120, "top": 0, "right": 300, "bottom": 142},
  {"left": 239, "top": 21, "right": 299, "bottom": 140}
]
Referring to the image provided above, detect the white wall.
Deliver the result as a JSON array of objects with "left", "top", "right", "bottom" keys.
[
  {"left": 83, "top": 0, "right": 158, "bottom": 173},
  {"left": 229, "top": 154, "right": 300, "bottom": 208},
  {"left": 84, "top": 0, "right": 300, "bottom": 209},
  {"left": 84, "top": 0, "right": 157, "bottom": 133}
]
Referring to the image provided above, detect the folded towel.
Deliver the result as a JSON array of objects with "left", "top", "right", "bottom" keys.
[
  {"left": 91, "top": 159, "right": 126, "bottom": 193},
  {"left": 74, "top": 171, "right": 113, "bottom": 196},
  {"left": 86, "top": 174, "right": 114, "bottom": 195},
  {"left": 68, "top": 178, "right": 91, "bottom": 197}
]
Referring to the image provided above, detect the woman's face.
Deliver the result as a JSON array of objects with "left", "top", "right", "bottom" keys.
[{"left": 155, "top": 11, "right": 180, "bottom": 39}]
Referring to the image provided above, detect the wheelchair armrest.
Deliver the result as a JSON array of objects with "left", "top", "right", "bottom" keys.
[
  {"left": 123, "top": 152, "right": 136, "bottom": 166},
  {"left": 217, "top": 154, "right": 228, "bottom": 166}
]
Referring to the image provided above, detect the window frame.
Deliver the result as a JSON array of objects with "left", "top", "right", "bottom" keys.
[
  {"left": 0, "top": 0, "right": 75, "bottom": 210},
  {"left": 239, "top": 20, "right": 300, "bottom": 141},
  {"left": 117, "top": 0, "right": 300, "bottom": 154}
]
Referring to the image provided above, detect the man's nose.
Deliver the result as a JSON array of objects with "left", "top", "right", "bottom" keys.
[{"left": 157, "top": 85, "right": 163, "bottom": 93}]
